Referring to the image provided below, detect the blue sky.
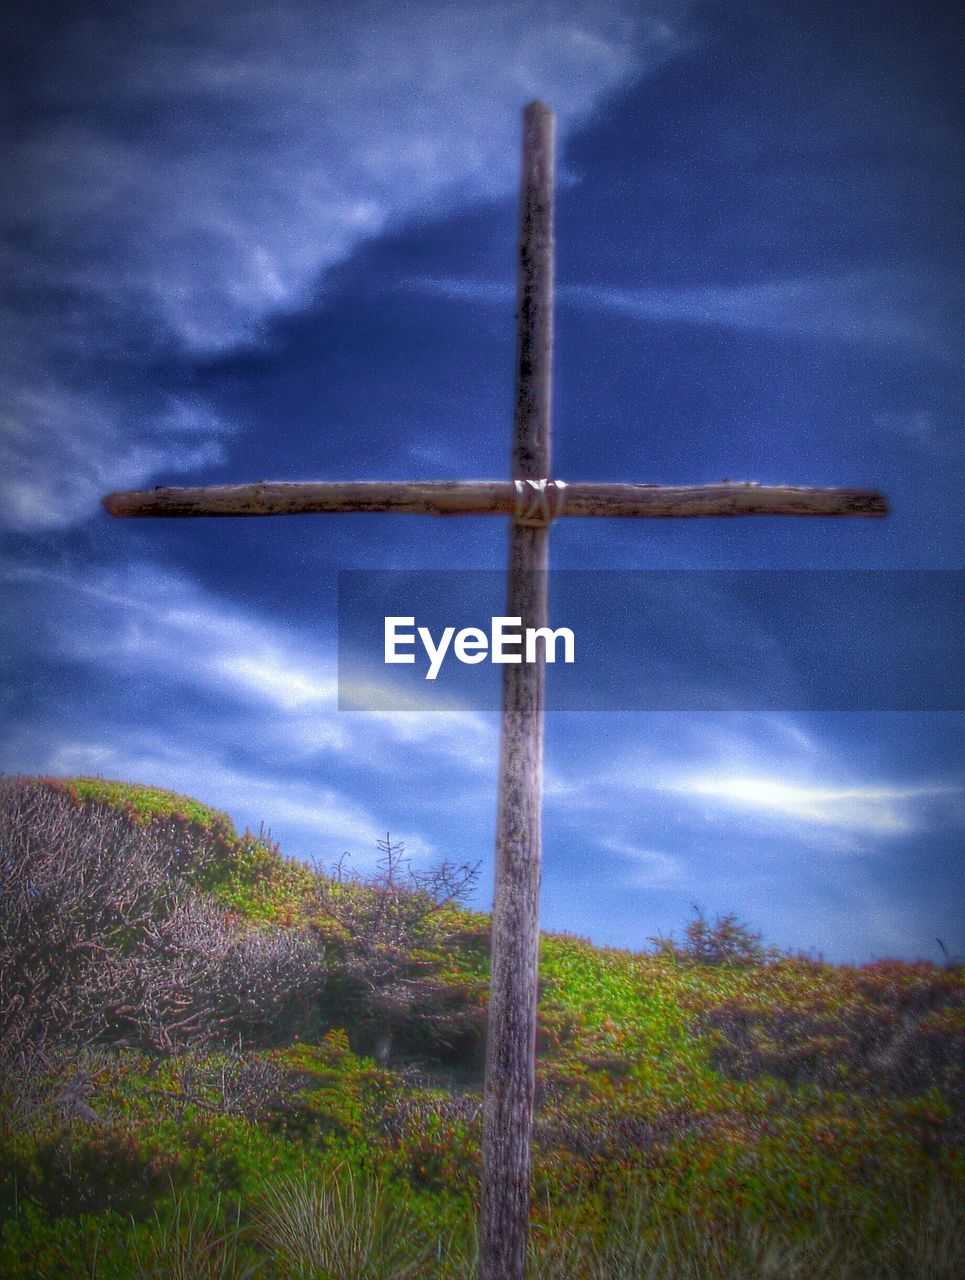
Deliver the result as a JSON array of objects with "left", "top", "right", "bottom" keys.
[{"left": 2, "top": 0, "right": 962, "bottom": 962}]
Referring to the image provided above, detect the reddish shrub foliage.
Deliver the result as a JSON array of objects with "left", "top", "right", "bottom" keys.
[{"left": 703, "top": 963, "right": 964, "bottom": 1133}]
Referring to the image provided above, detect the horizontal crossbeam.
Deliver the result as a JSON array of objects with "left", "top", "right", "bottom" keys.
[{"left": 103, "top": 479, "right": 888, "bottom": 519}]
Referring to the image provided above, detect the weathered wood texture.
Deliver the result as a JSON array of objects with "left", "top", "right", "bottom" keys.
[
  {"left": 103, "top": 479, "right": 888, "bottom": 519},
  {"left": 560, "top": 482, "right": 888, "bottom": 517},
  {"left": 479, "top": 99, "right": 554, "bottom": 1280}
]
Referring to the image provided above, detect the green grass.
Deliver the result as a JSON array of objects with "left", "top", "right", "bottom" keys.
[
  {"left": 51, "top": 776, "right": 237, "bottom": 834},
  {"left": 1, "top": 776, "right": 961, "bottom": 1277}
]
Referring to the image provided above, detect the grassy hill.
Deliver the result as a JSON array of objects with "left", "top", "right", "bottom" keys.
[{"left": 0, "top": 776, "right": 961, "bottom": 1278}]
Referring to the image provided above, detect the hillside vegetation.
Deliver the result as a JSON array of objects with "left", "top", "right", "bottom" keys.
[{"left": 0, "top": 775, "right": 962, "bottom": 1278}]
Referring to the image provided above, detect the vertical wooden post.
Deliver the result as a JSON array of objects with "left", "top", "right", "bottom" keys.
[{"left": 479, "top": 100, "right": 555, "bottom": 1280}]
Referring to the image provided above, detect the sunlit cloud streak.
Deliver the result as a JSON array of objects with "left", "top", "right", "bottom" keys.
[{"left": 657, "top": 773, "right": 962, "bottom": 835}]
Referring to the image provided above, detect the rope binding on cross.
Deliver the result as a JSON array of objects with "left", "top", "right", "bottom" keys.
[{"left": 513, "top": 478, "right": 567, "bottom": 525}]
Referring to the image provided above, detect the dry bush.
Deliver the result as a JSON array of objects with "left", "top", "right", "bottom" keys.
[
  {"left": 315, "top": 834, "right": 483, "bottom": 1065},
  {"left": 0, "top": 778, "right": 178, "bottom": 1057},
  {"left": 316, "top": 834, "right": 479, "bottom": 969},
  {"left": 114, "top": 895, "right": 326, "bottom": 1051},
  {"left": 375, "top": 1080, "right": 481, "bottom": 1146},
  {"left": 0, "top": 778, "right": 326, "bottom": 1064}
]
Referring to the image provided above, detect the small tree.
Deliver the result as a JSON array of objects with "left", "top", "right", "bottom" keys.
[{"left": 315, "top": 834, "right": 481, "bottom": 1063}]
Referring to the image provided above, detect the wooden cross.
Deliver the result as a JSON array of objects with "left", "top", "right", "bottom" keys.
[{"left": 104, "top": 101, "right": 887, "bottom": 1280}]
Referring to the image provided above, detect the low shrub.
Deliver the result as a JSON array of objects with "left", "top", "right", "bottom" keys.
[
  {"left": 650, "top": 906, "right": 779, "bottom": 967},
  {"left": 21, "top": 1123, "right": 190, "bottom": 1220}
]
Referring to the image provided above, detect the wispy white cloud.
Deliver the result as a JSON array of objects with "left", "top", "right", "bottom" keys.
[
  {"left": 873, "top": 408, "right": 962, "bottom": 460},
  {"left": 2, "top": 557, "right": 496, "bottom": 774},
  {"left": 0, "top": 387, "right": 229, "bottom": 532},
  {"left": 563, "top": 272, "right": 956, "bottom": 356},
  {"left": 211, "top": 652, "right": 336, "bottom": 712},
  {"left": 598, "top": 836, "right": 680, "bottom": 888},
  {"left": 406, "top": 277, "right": 513, "bottom": 304},
  {"left": 550, "top": 714, "right": 820, "bottom": 812},
  {"left": 544, "top": 714, "right": 963, "bottom": 846},
  {"left": 1, "top": 555, "right": 500, "bottom": 861},
  {"left": 407, "top": 268, "right": 956, "bottom": 358},
  {"left": 2, "top": 0, "right": 694, "bottom": 531},
  {"left": 657, "top": 773, "right": 961, "bottom": 835},
  {"left": 6, "top": 561, "right": 339, "bottom": 712}
]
